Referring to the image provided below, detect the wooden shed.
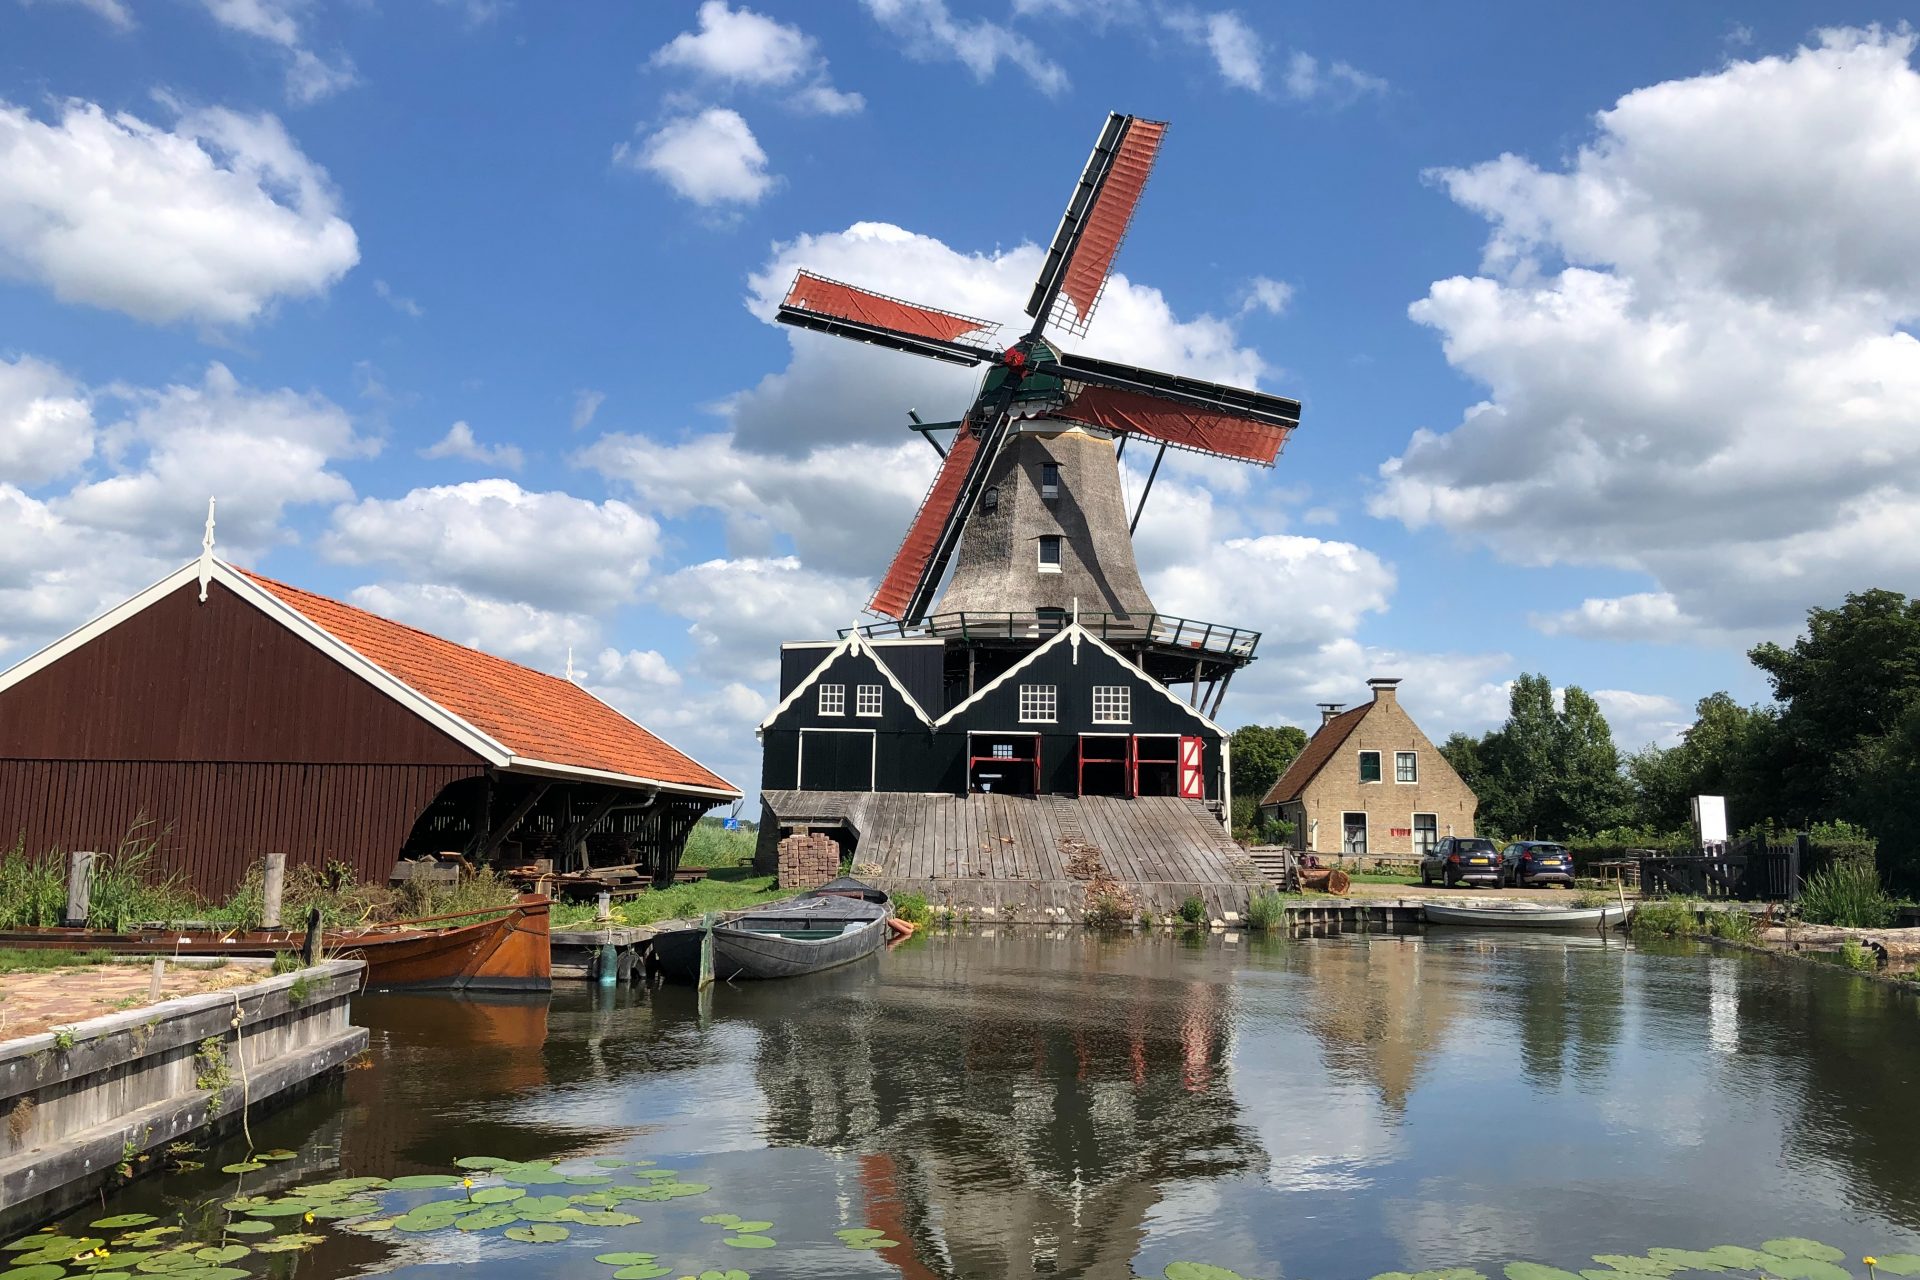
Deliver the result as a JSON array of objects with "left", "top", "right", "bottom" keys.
[{"left": 0, "top": 558, "right": 739, "bottom": 894}]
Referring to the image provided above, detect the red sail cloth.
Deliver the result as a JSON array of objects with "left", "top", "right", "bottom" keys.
[
  {"left": 1059, "top": 119, "right": 1166, "bottom": 324},
  {"left": 869, "top": 429, "right": 981, "bottom": 620},
  {"left": 1053, "top": 384, "right": 1291, "bottom": 465},
  {"left": 783, "top": 271, "right": 994, "bottom": 345}
]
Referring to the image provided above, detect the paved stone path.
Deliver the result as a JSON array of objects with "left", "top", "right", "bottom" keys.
[{"left": 0, "top": 961, "right": 261, "bottom": 1041}]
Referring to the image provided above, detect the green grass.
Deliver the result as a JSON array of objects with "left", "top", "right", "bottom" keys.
[
  {"left": 1798, "top": 861, "right": 1898, "bottom": 929},
  {"left": 676, "top": 821, "right": 757, "bottom": 870},
  {"left": 0, "top": 947, "right": 118, "bottom": 974},
  {"left": 608, "top": 866, "right": 798, "bottom": 926},
  {"left": 1630, "top": 899, "right": 1758, "bottom": 941},
  {"left": 1244, "top": 890, "right": 1284, "bottom": 932},
  {"left": 1348, "top": 872, "right": 1423, "bottom": 885}
]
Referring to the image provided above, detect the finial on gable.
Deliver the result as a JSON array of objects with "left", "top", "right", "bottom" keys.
[
  {"left": 197, "top": 496, "right": 217, "bottom": 603},
  {"left": 565, "top": 646, "right": 577, "bottom": 682},
  {"left": 1071, "top": 596, "right": 1081, "bottom": 664}
]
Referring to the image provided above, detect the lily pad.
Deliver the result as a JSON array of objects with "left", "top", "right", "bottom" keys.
[
  {"left": 728, "top": 1222, "right": 773, "bottom": 1234},
  {"left": 470, "top": 1187, "right": 525, "bottom": 1205},
  {"left": 593, "top": 1254, "right": 658, "bottom": 1266},
  {"left": 2, "top": 1266, "right": 68, "bottom": 1280},
  {"left": 504, "top": 1169, "right": 570, "bottom": 1186},
  {"left": 503, "top": 1225, "right": 569, "bottom": 1244},
  {"left": 249, "top": 1236, "right": 322, "bottom": 1254},
  {"left": 306, "top": 1199, "right": 380, "bottom": 1220},
  {"left": 703, "top": 1215, "right": 742, "bottom": 1226},
  {"left": 697, "top": 1272, "right": 750, "bottom": 1280},
  {"left": 1871, "top": 1258, "right": 1920, "bottom": 1276},
  {"left": 565, "top": 1175, "right": 614, "bottom": 1186},
  {"left": 1647, "top": 1251, "right": 1729, "bottom": 1273},
  {"left": 1766, "top": 1243, "right": 1847, "bottom": 1265},
  {"left": 189, "top": 1270, "right": 249, "bottom": 1280},
  {"left": 191, "top": 1248, "right": 248, "bottom": 1266},
  {"left": 842, "top": 1237, "right": 900, "bottom": 1250},
  {"left": 453, "top": 1156, "right": 515, "bottom": 1169},
  {"left": 1706, "top": 1249, "right": 1774, "bottom": 1270},
  {"left": 89, "top": 1219, "right": 153, "bottom": 1232},
  {"left": 1506, "top": 1266, "right": 1585, "bottom": 1280},
  {"left": 220, "top": 1224, "right": 272, "bottom": 1238},
  {"left": 1762, "top": 1261, "right": 1851, "bottom": 1280},
  {"left": 454, "top": 1210, "right": 520, "bottom": 1232},
  {"left": 611, "top": 1268, "right": 669, "bottom": 1280},
  {"left": 835, "top": 1229, "right": 885, "bottom": 1241},
  {"left": 513, "top": 1196, "right": 572, "bottom": 1215},
  {"left": 254, "top": 1150, "right": 297, "bottom": 1162},
  {"left": 593, "top": 1158, "right": 631, "bottom": 1168},
  {"left": 240, "top": 1204, "right": 310, "bottom": 1220},
  {"left": 568, "top": 1193, "right": 622, "bottom": 1208},
  {"left": 722, "top": 1236, "right": 776, "bottom": 1250},
  {"left": 387, "top": 1175, "right": 461, "bottom": 1189},
  {"left": 351, "top": 1219, "right": 401, "bottom": 1234},
  {"left": 1166, "top": 1267, "right": 1249, "bottom": 1280},
  {"left": 629, "top": 1169, "right": 678, "bottom": 1182},
  {"left": 108, "top": 1234, "right": 175, "bottom": 1251},
  {"left": 1593, "top": 1260, "right": 1678, "bottom": 1277},
  {"left": 390, "top": 1217, "right": 451, "bottom": 1234},
  {"left": 219, "top": 1162, "right": 265, "bottom": 1174}
]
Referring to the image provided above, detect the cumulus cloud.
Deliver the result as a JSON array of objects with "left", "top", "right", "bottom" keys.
[
  {"left": 859, "top": 0, "right": 1068, "bottom": 94},
  {"left": 349, "top": 581, "right": 595, "bottom": 665},
  {"left": 420, "top": 421, "right": 524, "bottom": 469},
  {"left": 1372, "top": 27, "right": 1920, "bottom": 639},
  {"left": 324, "top": 479, "right": 661, "bottom": 614},
  {"left": 616, "top": 107, "right": 775, "bottom": 206},
  {"left": 1592, "top": 688, "right": 1690, "bottom": 750},
  {"left": 652, "top": 1, "right": 863, "bottom": 115},
  {"left": 0, "top": 354, "right": 94, "bottom": 486},
  {"left": 1239, "top": 275, "right": 1293, "bottom": 316},
  {"left": 0, "top": 98, "right": 358, "bottom": 326},
  {"left": 1164, "top": 10, "right": 1265, "bottom": 92},
  {"left": 649, "top": 555, "right": 872, "bottom": 683},
  {"left": 199, "top": 0, "right": 358, "bottom": 104}
]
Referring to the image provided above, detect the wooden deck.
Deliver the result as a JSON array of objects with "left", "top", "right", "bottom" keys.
[{"left": 761, "top": 791, "right": 1263, "bottom": 920}]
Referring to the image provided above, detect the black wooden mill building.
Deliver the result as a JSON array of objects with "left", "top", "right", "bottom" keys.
[{"left": 754, "top": 112, "right": 1302, "bottom": 917}]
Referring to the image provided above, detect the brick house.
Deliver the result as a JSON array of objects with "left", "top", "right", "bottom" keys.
[{"left": 1257, "top": 678, "right": 1476, "bottom": 858}]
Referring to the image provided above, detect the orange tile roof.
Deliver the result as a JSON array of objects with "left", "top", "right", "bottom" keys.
[
  {"left": 1260, "top": 703, "right": 1372, "bottom": 806},
  {"left": 238, "top": 569, "right": 736, "bottom": 797}
]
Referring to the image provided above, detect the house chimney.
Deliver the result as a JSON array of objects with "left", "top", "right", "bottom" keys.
[
  {"left": 1317, "top": 702, "right": 1345, "bottom": 726},
  {"left": 1368, "top": 677, "right": 1402, "bottom": 704}
]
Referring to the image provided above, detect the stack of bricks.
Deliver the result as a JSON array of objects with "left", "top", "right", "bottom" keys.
[{"left": 777, "top": 832, "right": 839, "bottom": 890}]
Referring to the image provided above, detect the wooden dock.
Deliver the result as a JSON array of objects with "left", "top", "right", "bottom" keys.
[{"left": 762, "top": 791, "right": 1263, "bottom": 922}]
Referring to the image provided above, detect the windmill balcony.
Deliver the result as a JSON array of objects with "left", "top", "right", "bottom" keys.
[{"left": 847, "top": 610, "right": 1260, "bottom": 664}]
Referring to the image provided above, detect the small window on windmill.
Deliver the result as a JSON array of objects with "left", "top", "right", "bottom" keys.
[
  {"left": 1037, "top": 535, "right": 1063, "bottom": 573},
  {"left": 982, "top": 485, "right": 999, "bottom": 514},
  {"left": 1041, "top": 461, "right": 1060, "bottom": 498}
]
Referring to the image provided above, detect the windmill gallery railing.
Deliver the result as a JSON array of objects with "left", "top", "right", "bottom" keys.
[
  {"left": 848, "top": 611, "right": 1260, "bottom": 660},
  {"left": 1638, "top": 833, "right": 1806, "bottom": 903}
]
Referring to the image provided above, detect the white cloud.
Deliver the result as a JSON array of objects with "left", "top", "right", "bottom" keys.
[
  {"left": 324, "top": 479, "right": 661, "bottom": 614},
  {"left": 1592, "top": 688, "right": 1690, "bottom": 750},
  {"left": 419, "top": 421, "right": 524, "bottom": 469},
  {"left": 1283, "top": 50, "right": 1388, "bottom": 102},
  {"left": 652, "top": 1, "right": 863, "bottom": 115},
  {"left": 859, "top": 0, "right": 1068, "bottom": 94},
  {"left": 1164, "top": 10, "right": 1265, "bottom": 92},
  {"left": 200, "top": 0, "right": 358, "bottom": 104},
  {"left": 0, "top": 99, "right": 358, "bottom": 326},
  {"left": 1372, "top": 27, "right": 1920, "bottom": 638},
  {"left": 20, "top": 0, "right": 133, "bottom": 29},
  {"left": 349, "top": 581, "right": 595, "bottom": 665},
  {"left": 571, "top": 389, "right": 605, "bottom": 431},
  {"left": 373, "top": 278, "right": 423, "bottom": 317},
  {"left": 588, "top": 649, "right": 765, "bottom": 792},
  {"left": 650, "top": 555, "right": 871, "bottom": 683},
  {"left": 1531, "top": 592, "right": 1694, "bottom": 642},
  {"left": 616, "top": 108, "right": 776, "bottom": 207},
  {"left": 0, "top": 354, "right": 94, "bottom": 486},
  {"left": 1239, "top": 275, "right": 1293, "bottom": 316}
]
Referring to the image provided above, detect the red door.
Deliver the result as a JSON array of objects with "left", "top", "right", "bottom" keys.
[{"left": 1178, "top": 736, "right": 1204, "bottom": 799}]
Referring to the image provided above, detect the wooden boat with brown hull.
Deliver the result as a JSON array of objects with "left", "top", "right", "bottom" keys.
[{"left": 0, "top": 894, "right": 552, "bottom": 993}]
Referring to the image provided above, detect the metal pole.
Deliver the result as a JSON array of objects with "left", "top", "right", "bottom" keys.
[{"left": 1130, "top": 442, "right": 1168, "bottom": 533}]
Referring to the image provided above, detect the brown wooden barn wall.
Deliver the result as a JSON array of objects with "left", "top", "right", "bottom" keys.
[{"left": 0, "top": 580, "right": 488, "bottom": 894}]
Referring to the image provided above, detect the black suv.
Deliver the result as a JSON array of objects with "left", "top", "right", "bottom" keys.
[{"left": 1419, "top": 836, "right": 1502, "bottom": 888}]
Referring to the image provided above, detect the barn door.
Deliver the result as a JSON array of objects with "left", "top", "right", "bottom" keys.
[
  {"left": 800, "top": 730, "right": 875, "bottom": 791},
  {"left": 1177, "top": 736, "right": 1204, "bottom": 799}
]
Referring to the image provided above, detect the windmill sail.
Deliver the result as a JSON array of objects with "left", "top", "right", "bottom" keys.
[
  {"left": 868, "top": 425, "right": 986, "bottom": 620},
  {"left": 779, "top": 272, "right": 1000, "bottom": 366},
  {"left": 1025, "top": 115, "right": 1168, "bottom": 338},
  {"left": 1040, "top": 349, "right": 1301, "bottom": 465}
]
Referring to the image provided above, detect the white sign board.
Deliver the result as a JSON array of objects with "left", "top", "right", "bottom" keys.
[{"left": 1692, "top": 795, "right": 1729, "bottom": 843}]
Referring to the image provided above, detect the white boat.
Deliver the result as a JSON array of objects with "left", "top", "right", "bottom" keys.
[{"left": 1422, "top": 901, "right": 1626, "bottom": 929}]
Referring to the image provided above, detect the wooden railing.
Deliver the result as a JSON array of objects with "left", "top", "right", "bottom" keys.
[{"left": 1639, "top": 834, "right": 1806, "bottom": 902}]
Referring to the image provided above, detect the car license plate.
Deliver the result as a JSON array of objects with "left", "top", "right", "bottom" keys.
[{"left": 1469, "top": 857, "right": 1489, "bottom": 865}]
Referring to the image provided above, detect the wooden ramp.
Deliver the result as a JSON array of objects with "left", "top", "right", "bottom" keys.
[{"left": 760, "top": 791, "right": 1263, "bottom": 922}]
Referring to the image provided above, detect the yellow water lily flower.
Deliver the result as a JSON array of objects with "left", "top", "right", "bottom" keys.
[
  {"left": 303, "top": 1212, "right": 315, "bottom": 1224},
  {"left": 1865, "top": 1262, "right": 1877, "bottom": 1268}
]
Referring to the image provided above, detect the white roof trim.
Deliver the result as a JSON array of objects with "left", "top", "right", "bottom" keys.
[
  {"left": 560, "top": 680, "right": 742, "bottom": 800},
  {"left": 505, "top": 757, "right": 740, "bottom": 800},
  {"left": 931, "top": 623, "right": 1224, "bottom": 734},
  {"left": 757, "top": 627, "right": 933, "bottom": 733}
]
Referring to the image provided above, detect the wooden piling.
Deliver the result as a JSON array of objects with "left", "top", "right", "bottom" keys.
[
  {"left": 64, "top": 850, "right": 96, "bottom": 928},
  {"left": 260, "top": 852, "right": 288, "bottom": 929}
]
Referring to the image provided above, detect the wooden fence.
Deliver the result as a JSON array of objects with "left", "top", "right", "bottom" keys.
[{"left": 1638, "top": 833, "right": 1806, "bottom": 902}]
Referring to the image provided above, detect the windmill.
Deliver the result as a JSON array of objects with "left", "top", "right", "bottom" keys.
[{"left": 777, "top": 113, "right": 1302, "bottom": 629}]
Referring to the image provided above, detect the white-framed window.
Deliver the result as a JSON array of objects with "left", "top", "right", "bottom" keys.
[
  {"left": 991, "top": 743, "right": 1013, "bottom": 759},
  {"left": 855, "top": 684, "right": 883, "bottom": 717},
  {"left": 817, "top": 683, "right": 844, "bottom": 716},
  {"left": 1037, "top": 535, "right": 1062, "bottom": 573},
  {"left": 1019, "top": 684, "right": 1057, "bottom": 723},
  {"left": 1358, "top": 750, "right": 1381, "bottom": 783},
  {"left": 1396, "top": 751, "right": 1418, "bottom": 783},
  {"left": 1041, "top": 461, "right": 1060, "bottom": 498},
  {"left": 1092, "top": 685, "right": 1131, "bottom": 723}
]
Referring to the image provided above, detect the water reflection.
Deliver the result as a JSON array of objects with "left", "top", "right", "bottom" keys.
[{"left": 52, "top": 929, "right": 1920, "bottom": 1280}]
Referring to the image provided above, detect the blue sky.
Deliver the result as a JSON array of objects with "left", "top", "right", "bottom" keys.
[{"left": 4, "top": 0, "right": 1918, "bottom": 794}]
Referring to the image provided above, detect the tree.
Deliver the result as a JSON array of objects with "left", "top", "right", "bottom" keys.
[
  {"left": 1546, "top": 686, "right": 1631, "bottom": 835},
  {"left": 1451, "top": 674, "right": 1631, "bottom": 840},
  {"left": 1229, "top": 723, "right": 1307, "bottom": 808}
]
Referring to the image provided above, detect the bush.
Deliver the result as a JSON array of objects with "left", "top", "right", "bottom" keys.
[
  {"left": 1178, "top": 894, "right": 1208, "bottom": 926},
  {"left": 1244, "top": 890, "right": 1283, "bottom": 932},
  {"left": 1630, "top": 899, "right": 1699, "bottom": 938},
  {"left": 1807, "top": 820, "right": 1877, "bottom": 875},
  {"left": 893, "top": 892, "right": 931, "bottom": 927},
  {"left": 1838, "top": 938, "right": 1876, "bottom": 971},
  {"left": 1703, "top": 909, "right": 1758, "bottom": 942},
  {"left": 1799, "top": 861, "right": 1898, "bottom": 928},
  {"left": 1083, "top": 892, "right": 1131, "bottom": 929}
]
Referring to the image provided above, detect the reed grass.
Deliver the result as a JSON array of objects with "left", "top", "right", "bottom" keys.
[
  {"left": 1244, "top": 890, "right": 1284, "bottom": 932},
  {"left": 1798, "top": 861, "right": 1897, "bottom": 929}
]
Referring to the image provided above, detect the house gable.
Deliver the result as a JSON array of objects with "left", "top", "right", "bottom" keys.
[{"left": 761, "top": 633, "right": 934, "bottom": 734}]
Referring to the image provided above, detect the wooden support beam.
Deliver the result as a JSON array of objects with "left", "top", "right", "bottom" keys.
[
  {"left": 64, "top": 850, "right": 96, "bottom": 928},
  {"left": 473, "top": 781, "right": 552, "bottom": 862},
  {"left": 555, "top": 789, "right": 625, "bottom": 873}
]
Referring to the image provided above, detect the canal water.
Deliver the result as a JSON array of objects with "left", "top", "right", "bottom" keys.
[{"left": 30, "top": 930, "right": 1920, "bottom": 1279}]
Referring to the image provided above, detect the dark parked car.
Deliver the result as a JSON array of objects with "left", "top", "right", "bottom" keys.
[
  {"left": 1500, "top": 841, "right": 1574, "bottom": 888},
  {"left": 1420, "top": 836, "right": 1502, "bottom": 888}
]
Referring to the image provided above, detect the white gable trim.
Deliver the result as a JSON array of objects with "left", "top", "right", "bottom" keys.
[
  {"left": 757, "top": 627, "right": 933, "bottom": 734},
  {"left": 562, "top": 681, "right": 742, "bottom": 801},
  {"left": 931, "top": 623, "right": 1224, "bottom": 735}
]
